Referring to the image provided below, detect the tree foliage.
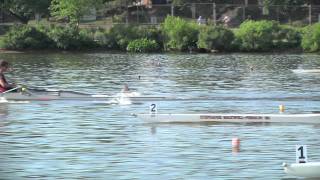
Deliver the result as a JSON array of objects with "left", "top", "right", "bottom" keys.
[
  {"left": 3, "top": 24, "right": 52, "bottom": 49},
  {"left": 274, "top": 25, "right": 301, "bottom": 49},
  {"left": 50, "top": 0, "right": 103, "bottom": 25},
  {"left": 127, "top": 38, "right": 159, "bottom": 53},
  {"left": 197, "top": 26, "right": 234, "bottom": 51},
  {"left": 263, "top": 0, "right": 306, "bottom": 6},
  {"left": 235, "top": 20, "right": 279, "bottom": 51},
  {"left": 263, "top": 0, "right": 306, "bottom": 21},
  {"left": 162, "top": 16, "right": 198, "bottom": 51},
  {"left": 301, "top": 23, "right": 320, "bottom": 52},
  {"left": 1, "top": 0, "right": 51, "bottom": 24}
]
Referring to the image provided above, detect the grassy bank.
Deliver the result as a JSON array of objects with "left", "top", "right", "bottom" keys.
[{"left": 1, "top": 17, "right": 319, "bottom": 53}]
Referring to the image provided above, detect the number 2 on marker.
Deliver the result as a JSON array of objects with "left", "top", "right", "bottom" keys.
[{"left": 150, "top": 103, "right": 157, "bottom": 113}]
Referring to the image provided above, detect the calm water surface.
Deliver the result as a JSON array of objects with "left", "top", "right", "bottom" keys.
[{"left": 0, "top": 52, "right": 320, "bottom": 179}]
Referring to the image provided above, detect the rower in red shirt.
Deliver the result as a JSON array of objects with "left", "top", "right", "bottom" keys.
[{"left": 0, "top": 60, "right": 16, "bottom": 93}]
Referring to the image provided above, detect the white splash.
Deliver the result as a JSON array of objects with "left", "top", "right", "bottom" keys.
[
  {"left": 9, "top": 101, "right": 30, "bottom": 104},
  {"left": 111, "top": 91, "right": 141, "bottom": 105},
  {"left": 0, "top": 97, "right": 8, "bottom": 103}
]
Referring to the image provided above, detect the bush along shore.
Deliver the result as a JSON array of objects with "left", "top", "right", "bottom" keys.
[{"left": 1, "top": 16, "right": 320, "bottom": 53}]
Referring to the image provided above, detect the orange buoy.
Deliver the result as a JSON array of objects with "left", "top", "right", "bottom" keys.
[
  {"left": 232, "top": 137, "right": 240, "bottom": 154},
  {"left": 232, "top": 137, "right": 240, "bottom": 147}
]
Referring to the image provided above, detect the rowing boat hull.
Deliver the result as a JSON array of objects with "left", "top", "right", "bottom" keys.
[
  {"left": 283, "top": 162, "right": 320, "bottom": 178},
  {"left": 2, "top": 89, "right": 169, "bottom": 101},
  {"left": 3, "top": 90, "right": 94, "bottom": 101},
  {"left": 135, "top": 113, "right": 320, "bottom": 123}
]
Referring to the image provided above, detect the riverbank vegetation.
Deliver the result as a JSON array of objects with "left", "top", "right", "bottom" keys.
[
  {"left": 1, "top": 0, "right": 319, "bottom": 53},
  {"left": 1, "top": 16, "right": 320, "bottom": 53}
]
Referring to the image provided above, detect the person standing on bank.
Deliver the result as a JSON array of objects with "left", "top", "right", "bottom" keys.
[{"left": 0, "top": 60, "right": 16, "bottom": 93}]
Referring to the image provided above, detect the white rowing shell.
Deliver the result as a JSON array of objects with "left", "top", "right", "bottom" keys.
[
  {"left": 135, "top": 113, "right": 320, "bottom": 123},
  {"left": 283, "top": 162, "right": 320, "bottom": 178}
]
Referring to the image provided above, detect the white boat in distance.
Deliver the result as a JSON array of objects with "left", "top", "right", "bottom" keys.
[
  {"left": 134, "top": 113, "right": 320, "bottom": 124},
  {"left": 292, "top": 69, "right": 320, "bottom": 74},
  {"left": 283, "top": 162, "right": 320, "bottom": 178}
]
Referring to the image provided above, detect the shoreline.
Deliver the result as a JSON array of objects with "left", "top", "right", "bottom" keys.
[{"left": 0, "top": 47, "right": 309, "bottom": 55}]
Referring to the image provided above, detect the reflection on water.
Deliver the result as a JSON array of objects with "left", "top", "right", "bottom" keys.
[{"left": 0, "top": 52, "right": 319, "bottom": 179}]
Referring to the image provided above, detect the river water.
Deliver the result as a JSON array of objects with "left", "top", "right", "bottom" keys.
[{"left": 0, "top": 52, "right": 319, "bottom": 179}]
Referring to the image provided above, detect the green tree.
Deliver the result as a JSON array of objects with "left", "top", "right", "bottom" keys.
[
  {"left": 264, "top": 0, "right": 306, "bottom": 6},
  {"left": 162, "top": 16, "right": 199, "bottom": 51},
  {"left": 197, "top": 26, "right": 234, "bottom": 51},
  {"left": 263, "top": 0, "right": 306, "bottom": 22},
  {"left": 50, "top": 0, "right": 103, "bottom": 25},
  {"left": 1, "top": 0, "right": 51, "bottom": 24},
  {"left": 301, "top": 23, "right": 320, "bottom": 52},
  {"left": 235, "top": 20, "right": 279, "bottom": 51}
]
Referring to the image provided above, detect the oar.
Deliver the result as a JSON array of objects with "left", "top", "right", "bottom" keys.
[
  {"left": 0, "top": 86, "right": 21, "bottom": 102},
  {"left": 1, "top": 85, "right": 34, "bottom": 96},
  {"left": 1, "top": 86, "right": 21, "bottom": 95}
]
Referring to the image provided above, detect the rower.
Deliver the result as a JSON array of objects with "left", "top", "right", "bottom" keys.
[
  {"left": 0, "top": 60, "right": 16, "bottom": 93},
  {"left": 121, "top": 83, "right": 130, "bottom": 93},
  {"left": 120, "top": 83, "right": 140, "bottom": 97}
]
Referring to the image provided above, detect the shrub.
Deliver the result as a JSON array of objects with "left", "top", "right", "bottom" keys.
[
  {"left": 274, "top": 25, "right": 301, "bottom": 49},
  {"left": 162, "top": 16, "right": 199, "bottom": 51},
  {"left": 3, "top": 24, "right": 52, "bottom": 49},
  {"left": 301, "top": 23, "right": 320, "bottom": 52},
  {"left": 78, "top": 28, "right": 98, "bottom": 49},
  {"left": 136, "top": 26, "right": 163, "bottom": 49},
  {"left": 94, "top": 30, "right": 107, "bottom": 46},
  {"left": 108, "top": 24, "right": 140, "bottom": 50},
  {"left": 47, "top": 25, "right": 96, "bottom": 50},
  {"left": 0, "top": 25, "right": 10, "bottom": 35},
  {"left": 103, "top": 25, "right": 163, "bottom": 50},
  {"left": 197, "top": 25, "right": 234, "bottom": 51},
  {"left": 47, "top": 25, "right": 77, "bottom": 49},
  {"left": 126, "top": 38, "right": 159, "bottom": 52},
  {"left": 235, "top": 20, "right": 279, "bottom": 51}
]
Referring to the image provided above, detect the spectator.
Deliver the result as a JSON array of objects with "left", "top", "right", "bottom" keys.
[
  {"left": 222, "top": 15, "right": 230, "bottom": 27},
  {"left": 197, "top": 16, "right": 203, "bottom": 25}
]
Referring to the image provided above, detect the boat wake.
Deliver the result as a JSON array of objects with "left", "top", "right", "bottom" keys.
[
  {"left": 102, "top": 92, "right": 141, "bottom": 105},
  {"left": 0, "top": 98, "right": 30, "bottom": 104}
]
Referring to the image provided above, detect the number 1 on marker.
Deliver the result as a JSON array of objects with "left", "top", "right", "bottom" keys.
[{"left": 296, "top": 145, "right": 307, "bottom": 163}]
